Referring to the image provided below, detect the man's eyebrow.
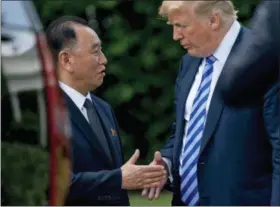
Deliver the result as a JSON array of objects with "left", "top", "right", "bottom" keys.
[{"left": 92, "top": 42, "right": 102, "bottom": 49}]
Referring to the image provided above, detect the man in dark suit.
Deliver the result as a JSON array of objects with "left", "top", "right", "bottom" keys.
[
  {"left": 221, "top": 0, "right": 280, "bottom": 105},
  {"left": 220, "top": 1, "right": 280, "bottom": 205},
  {"left": 142, "top": 1, "right": 279, "bottom": 205},
  {"left": 46, "top": 16, "right": 166, "bottom": 205}
]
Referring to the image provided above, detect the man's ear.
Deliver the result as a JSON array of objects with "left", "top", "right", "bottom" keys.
[
  {"left": 58, "top": 50, "right": 74, "bottom": 72},
  {"left": 210, "top": 12, "right": 221, "bottom": 30}
]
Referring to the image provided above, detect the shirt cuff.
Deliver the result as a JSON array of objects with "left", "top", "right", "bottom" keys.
[{"left": 162, "top": 157, "right": 173, "bottom": 183}]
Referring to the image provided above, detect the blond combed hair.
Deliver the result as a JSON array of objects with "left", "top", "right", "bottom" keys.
[{"left": 159, "top": 1, "right": 238, "bottom": 24}]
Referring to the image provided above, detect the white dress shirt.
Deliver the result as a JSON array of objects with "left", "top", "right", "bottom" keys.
[
  {"left": 184, "top": 20, "right": 241, "bottom": 123},
  {"left": 59, "top": 81, "right": 92, "bottom": 122},
  {"left": 164, "top": 20, "right": 241, "bottom": 182}
]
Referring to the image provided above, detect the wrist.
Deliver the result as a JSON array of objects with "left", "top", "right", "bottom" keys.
[
  {"left": 120, "top": 167, "right": 125, "bottom": 190},
  {"left": 162, "top": 161, "right": 169, "bottom": 176}
]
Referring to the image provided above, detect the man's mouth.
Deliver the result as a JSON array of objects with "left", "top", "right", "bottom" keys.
[{"left": 99, "top": 68, "right": 106, "bottom": 76}]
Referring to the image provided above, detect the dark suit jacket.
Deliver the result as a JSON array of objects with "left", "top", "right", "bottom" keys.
[
  {"left": 63, "top": 92, "right": 129, "bottom": 206},
  {"left": 221, "top": 1, "right": 280, "bottom": 104},
  {"left": 161, "top": 27, "right": 280, "bottom": 205}
]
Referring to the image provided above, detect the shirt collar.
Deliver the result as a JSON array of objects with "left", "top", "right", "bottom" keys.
[
  {"left": 212, "top": 20, "right": 241, "bottom": 63},
  {"left": 59, "top": 81, "right": 92, "bottom": 110}
]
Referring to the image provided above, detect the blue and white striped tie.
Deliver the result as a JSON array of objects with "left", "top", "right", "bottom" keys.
[{"left": 180, "top": 55, "right": 216, "bottom": 205}]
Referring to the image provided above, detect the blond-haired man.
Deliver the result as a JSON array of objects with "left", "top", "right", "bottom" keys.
[{"left": 142, "top": 1, "right": 279, "bottom": 205}]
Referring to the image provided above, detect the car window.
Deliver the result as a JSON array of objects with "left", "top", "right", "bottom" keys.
[{"left": 2, "top": 1, "right": 32, "bottom": 29}]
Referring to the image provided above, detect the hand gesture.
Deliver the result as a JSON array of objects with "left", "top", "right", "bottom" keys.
[
  {"left": 142, "top": 151, "right": 168, "bottom": 200},
  {"left": 121, "top": 149, "right": 167, "bottom": 190}
]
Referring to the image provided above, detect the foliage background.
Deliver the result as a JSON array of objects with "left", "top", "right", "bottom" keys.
[{"left": 1, "top": 0, "right": 261, "bottom": 205}]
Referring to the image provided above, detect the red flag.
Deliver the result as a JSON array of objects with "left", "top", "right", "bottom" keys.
[{"left": 37, "top": 33, "right": 71, "bottom": 206}]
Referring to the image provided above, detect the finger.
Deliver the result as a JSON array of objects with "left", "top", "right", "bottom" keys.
[
  {"left": 143, "top": 181, "right": 161, "bottom": 189},
  {"left": 143, "top": 171, "right": 166, "bottom": 179},
  {"left": 148, "top": 187, "right": 156, "bottom": 200},
  {"left": 127, "top": 149, "right": 140, "bottom": 164},
  {"left": 138, "top": 165, "right": 165, "bottom": 172},
  {"left": 154, "top": 151, "right": 162, "bottom": 164},
  {"left": 155, "top": 187, "right": 161, "bottom": 199},
  {"left": 142, "top": 188, "right": 148, "bottom": 196},
  {"left": 142, "top": 177, "right": 164, "bottom": 185}
]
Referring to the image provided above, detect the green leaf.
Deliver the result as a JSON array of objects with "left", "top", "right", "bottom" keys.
[{"left": 95, "top": 1, "right": 118, "bottom": 9}]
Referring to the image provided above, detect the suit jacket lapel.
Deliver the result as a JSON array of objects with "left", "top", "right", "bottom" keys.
[
  {"left": 63, "top": 92, "right": 114, "bottom": 167},
  {"left": 174, "top": 57, "right": 202, "bottom": 168},
  {"left": 91, "top": 96, "right": 122, "bottom": 167},
  {"left": 199, "top": 27, "right": 247, "bottom": 155}
]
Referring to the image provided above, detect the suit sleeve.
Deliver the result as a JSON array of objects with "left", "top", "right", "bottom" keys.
[
  {"left": 65, "top": 169, "right": 122, "bottom": 204},
  {"left": 263, "top": 83, "right": 280, "bottom": 206},
  {"left": 160, "top": 58, "right": 183, "bottom": 160},
  {"left": 160, "top": 58, "right": 184, "bottom": 190}
]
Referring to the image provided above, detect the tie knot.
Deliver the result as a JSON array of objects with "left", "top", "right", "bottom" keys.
[
  {"left": 206, "top": 55, "right": 216, "bottom": 65},
  {"left": 83, "top": 98, "right": 92, "bottom": 109}
]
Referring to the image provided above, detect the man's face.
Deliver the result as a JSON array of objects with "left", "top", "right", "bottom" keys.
[
  {"left": 71, "top": 25, "right": 107, "bottom": 91},
  {"left": 168, "top": 6, "right": 216, "bottom": 57}
]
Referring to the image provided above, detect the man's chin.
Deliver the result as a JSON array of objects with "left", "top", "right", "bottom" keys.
[
  {"left": 93, "top": 80, "right": 104, "bottom": 90},
  {"left": 186, "top": 49, "right": 197, "bottom": 57},
  {"left": 187, "top": 50, "right": 206, "bottom": 58}
]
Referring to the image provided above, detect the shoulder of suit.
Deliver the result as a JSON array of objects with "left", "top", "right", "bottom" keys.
[
  {"left": 240, "top": 26, "right": 251, "bottom": 36},
  {"left": 180, "top": 53, "right": 201, "bottom": 69},
  {"left": 181, "top": 54, "right": 191, "bottom": 62},
  {"left": 179, "top": 54, "right": 192, "bottom": 69},
  {"left": 90, "top": 93, "right": 112, "bottom": 110}
]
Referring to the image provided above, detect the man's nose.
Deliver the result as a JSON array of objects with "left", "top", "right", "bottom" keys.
[
  {"left": 173, "top": 27, "right": 183, "bottom": 41},
  {"left": 99, "top": 51, "right": 107, "bottom": 65}
]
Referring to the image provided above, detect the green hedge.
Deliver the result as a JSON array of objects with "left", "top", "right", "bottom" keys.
[{"left": 1, "top": 142, "right": 49, "bottom": 205}]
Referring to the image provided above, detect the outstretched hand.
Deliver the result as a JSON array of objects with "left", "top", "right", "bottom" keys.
[{"left": 121, "top": 149, "right": 167, "bottom": 190}]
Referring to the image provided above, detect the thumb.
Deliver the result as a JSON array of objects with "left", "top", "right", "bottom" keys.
[
  {"left": 154, "top": 151, "right": 162, "bottom": 164},
  {"left": 127, "top": 149, "right": 140, "bottom": 164}
]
